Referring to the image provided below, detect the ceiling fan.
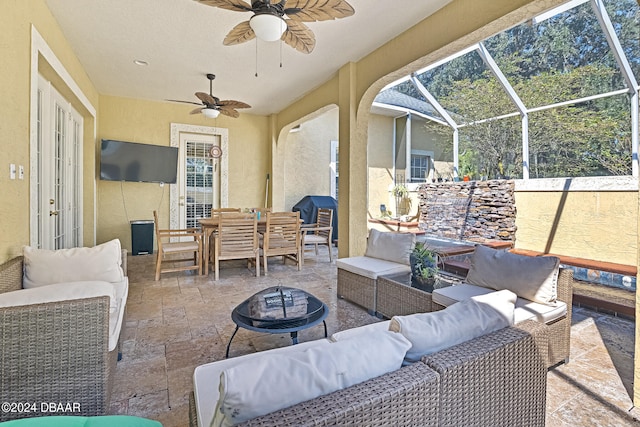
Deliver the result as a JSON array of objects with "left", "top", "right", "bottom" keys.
[
  {"left": 195, "top": 0, "right": 355, "bottom": 54},
  {"left": 167, "top": 73, "right": 251, "bottom": 118}
]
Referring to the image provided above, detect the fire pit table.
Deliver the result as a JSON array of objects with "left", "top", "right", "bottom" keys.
[{"left": 225, "top": 286, "right": 329, "bottom": 357}]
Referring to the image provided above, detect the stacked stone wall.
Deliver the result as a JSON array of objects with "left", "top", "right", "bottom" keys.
[{"left": 418, "top": 180, "right": 516, "bottom": 242}]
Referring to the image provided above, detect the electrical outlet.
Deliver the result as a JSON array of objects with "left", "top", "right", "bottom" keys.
[
  {"left": 9, "top": 164, "right": 16, "bottom": 180},
  {"left": 19, "top": 165, "right": 24, "bottom": 180}
]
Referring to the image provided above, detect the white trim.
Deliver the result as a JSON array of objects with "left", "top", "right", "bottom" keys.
[
  {"left": 410, "top": 149, "right": 434, "bottom": 157},
  {"left": 330, "top": 140, "right": 338, "bottom": 199},
  {"left": 409, "top": 150, "right": 434, "bottom": 182},
  {"left": 30, "top": 25, "right": 96, "bottom": 246},
  {"left": 514, "top": 176, "right": 638, "bottom": 192},
  {"left": 533, "top": 0, "right": 589, "bottom": 24},
  {"left": 371, "top": 102, "right": 448, "bottom": 126},
  {"left": 170, "top": 123, "right": 229, "bottom": 230}
]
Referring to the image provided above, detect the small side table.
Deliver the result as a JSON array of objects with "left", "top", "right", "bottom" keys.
[{"left": 376, "top": 272, "right": 459, "bottom": 319}]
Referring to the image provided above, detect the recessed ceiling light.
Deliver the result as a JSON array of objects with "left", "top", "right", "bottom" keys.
[{"left": 133, "top": 59, "right": 149, "bottom": 66}]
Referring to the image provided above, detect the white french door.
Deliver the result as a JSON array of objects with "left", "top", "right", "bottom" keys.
[
  {"left": 177, "top": 132, "right": 221, "bottom": 229},
  {"left": 34, "top": 74, "right": 83, "bottom": 249}
]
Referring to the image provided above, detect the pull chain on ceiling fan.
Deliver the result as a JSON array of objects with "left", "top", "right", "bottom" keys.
[
  {"left": 195, "top": 0, "right": 355, "bottom": 54},
  {"left": 166, "top": 73, "right": 251, "bottom": 118}
]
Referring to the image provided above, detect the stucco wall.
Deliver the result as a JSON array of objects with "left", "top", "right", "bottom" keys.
[
  {"left": 515, "top": 189, "right": 638, "bottom": 266},
  {"left": 98, "top": 95, "right": 270, "bottom": 251},
  {"left": 283, "top": 108, "right": 338, "bottom": 211},
  {"left": 368, "top": 114, "right": 395, "bottom": 217},
  {"left": 0, "top": 0, "right": 99, "bottom": 262}
]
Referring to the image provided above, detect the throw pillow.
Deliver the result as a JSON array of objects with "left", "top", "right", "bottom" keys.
[
  {"left": 364, "top": 229, "right": 416, "bottom": 265},
  {"left": 212, "top": 330, "right": 411, "bottom": 426},
  {"left": 23, "top": 239, "right": 124, "bottom": 288},
  {"left": 389, "top": 289, "right": 516, "bottom": 363},
  {"left": 465, "top": 245, "right": 560, "bottom": 305}
]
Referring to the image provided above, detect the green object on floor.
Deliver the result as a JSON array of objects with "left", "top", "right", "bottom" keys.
[{"left": 0, "top": 416, "right": 162, "bottom": 426}]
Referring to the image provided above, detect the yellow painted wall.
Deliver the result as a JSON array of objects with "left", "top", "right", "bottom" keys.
[
  {"left": 0, "top": 0, "right": 99, "bottom": 262},
  {"left": 515, "top": 191, "right": 637, "bottom": 266},
  {"left": 283, "top": 108, "right": 338, "bottom": 210},
  {"left": 395, "top": 116, "right": 453, "bottom": 180},
  {"left": 368, "top": 114, "right": 395, "bottom": 217},
  {"left": 97, "top": 95, "right": 270, "bottom": 251}
]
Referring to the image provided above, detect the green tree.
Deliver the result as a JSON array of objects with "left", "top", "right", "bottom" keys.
[{"left": 414, "top": 0, "right": 637, "bottom": 178}]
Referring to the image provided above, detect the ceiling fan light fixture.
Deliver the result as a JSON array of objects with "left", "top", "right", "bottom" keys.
[
  {"left": 249, "top": 14, "right": 286, "bottom": 42},
  {"left": 202, "top": 108, "right": 220, "bottom": 118}
]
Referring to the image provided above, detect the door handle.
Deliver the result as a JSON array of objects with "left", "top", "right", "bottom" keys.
[{"left": 49, "top": 210, "right": 59, "bottom": 216}]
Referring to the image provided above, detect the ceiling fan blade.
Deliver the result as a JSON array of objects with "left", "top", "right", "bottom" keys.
[
  {"left": 195, "top": 92, "right": 217, "bottom": 105},
  {"left": 190, "top": 107, "right": 205, "bottom": 115},
  {"left": 223, "top": 20, "right": 256, "bottom": 45},
  {"left": 218, "top": 107, "right": 240, "bottom": 118},
  {"left": 284, "top": 0, "right": 355, "bottom": 22},
  {"left": 218, "top": 100, "right": 251, "bottom": 109},
  {"left": 281, "top": 20, "right": 315, "bottom": 54},
  {"left": 166, "top": 99, "right": 203, "bottom": 106},
  {"left": 196, "top": 0, "right": 253, "bottom": 12}
]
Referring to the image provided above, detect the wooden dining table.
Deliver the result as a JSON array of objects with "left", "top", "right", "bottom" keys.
[{"left": 198, "top": 214, "right": 304, "bottom": 275}]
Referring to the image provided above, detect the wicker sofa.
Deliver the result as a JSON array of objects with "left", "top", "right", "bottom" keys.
[
  {"left": 431, "top": 245, "right": 573, "bottom": 367},
  {"left": 0, "top": 241, "right": 128, "bottom": 422},
  {"left": 339, "top": 233, "right": 573, "bottom": 368},
  {"left": 190, "top": 314, "right": 549, "bottom": 427},
  {"left": 336, "top": 229, "right": 415, "bottom": 313}
]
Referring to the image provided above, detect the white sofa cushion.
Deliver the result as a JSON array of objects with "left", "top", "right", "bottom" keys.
[
  {"left": 0, "top": 280, "right": 116, "bottom": 310},
  {"left": 364, "top": 229, "right": 415, "bottom": 265},
  {"left": 432, "top": 283, "right": 494, "bottom": 307},
  {"left": 330, "top": 320, "right": 391, "bottom": 342},
  {"left": 465, "top": 245, "right": 560, "bottom": 305},
  {"left": 109, "top": 278, "right": 129, "bottom": 352},
  {"left": 194, "top": 339, "right": 331, "bottom": 427},
  {"left": 213, "top": 331, "right": 411, "bottom": 426},
  {"left": 389, "top": 290, "right": 516, "bottom": 363},
  {"left": 336, "top": 256, "right": 411, "bottom": 280},
  {"left": 23, "top": 239, "right": 124, "bottom": 288},
  {"left": 514, "top": 298, "right": 567, "bottom": 324},
  {"left": 432, "top": 283, "right": 567, "bottom": 325},
  {"left": 0, "top": 280, "right": 126, "bottom": 352}
]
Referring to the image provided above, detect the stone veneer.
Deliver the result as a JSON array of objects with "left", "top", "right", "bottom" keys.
[{"left": 417, "top": 180, "right": 516, "bottom": 242}]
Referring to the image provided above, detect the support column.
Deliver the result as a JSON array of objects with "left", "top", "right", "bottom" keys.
[{"left": 337, "top": 62, "right": 367, "bottom": 257}]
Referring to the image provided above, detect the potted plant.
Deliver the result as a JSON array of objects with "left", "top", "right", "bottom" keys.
[
  {"left": 392, "top": 184, "right": 411, "bottom": 216},
  {"left": 410, "top": 241, "right": 439, "bottom": 289}
]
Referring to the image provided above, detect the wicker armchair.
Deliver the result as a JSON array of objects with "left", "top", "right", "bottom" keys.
[
  {"left": 431, "top": 268, "right": 573, "bottom": 367},
  {"left": 0, "top": 250, "right": 128, "bottom": 422}
]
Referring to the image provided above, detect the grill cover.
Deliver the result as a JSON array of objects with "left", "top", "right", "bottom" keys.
[{"left": 292, "top": 195, "right": 338, "bottom": 243}]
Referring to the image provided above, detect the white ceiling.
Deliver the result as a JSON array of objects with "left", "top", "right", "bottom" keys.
[{"left": 45, "top": 0, "right": 452, "bottom": 116}]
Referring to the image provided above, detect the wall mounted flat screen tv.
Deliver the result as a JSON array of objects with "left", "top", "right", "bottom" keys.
[{"left": 100, "top": 139, "right": 179, "bottom": 184}]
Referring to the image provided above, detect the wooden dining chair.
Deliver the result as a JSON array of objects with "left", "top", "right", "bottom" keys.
[
  {"left": 259, "top": 211, "right": 302, "bottom": 275},
  {"left": 205, "top": 208, "right": 242, "bottom": 262},
  {"left": 212, "top": 212, "right": 260, "bottom": 280},
  {"left": 301, "top": 208, "right": 334, "bottom": 264},
  {"left": 210, "top": 207, "right": 241, "bottom": 216},
  {"left": 153, "top": 210, "right": 203, "bottom": 281}
]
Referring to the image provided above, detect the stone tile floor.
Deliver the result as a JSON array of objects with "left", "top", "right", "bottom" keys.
[{"left": 111, "top": 249, "right": 639, "bottom": 426}]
